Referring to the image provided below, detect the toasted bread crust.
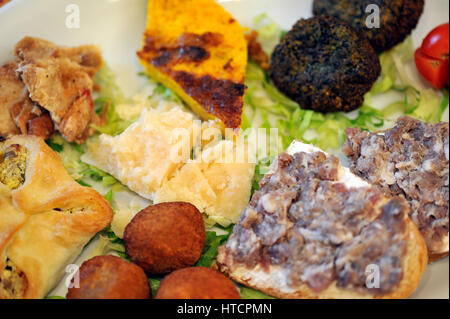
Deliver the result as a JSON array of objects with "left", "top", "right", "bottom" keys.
[{"left": 216, "top": 219, "right": 427, "bottom": 299}]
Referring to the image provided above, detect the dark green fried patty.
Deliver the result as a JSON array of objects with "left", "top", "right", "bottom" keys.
[
  {"left": 269, "top": 16, "right": 381, "bottom": 113},
  {"left": 313, "top": 0, "right": 424, "bottom": 53}
]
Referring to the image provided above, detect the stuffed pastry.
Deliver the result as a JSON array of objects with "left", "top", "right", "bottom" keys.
[{"left": 0, "top": 135, "right": 113, "bottom": 299}]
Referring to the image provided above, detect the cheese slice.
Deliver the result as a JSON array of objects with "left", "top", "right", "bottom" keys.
[
  {"left": 82, "top": 107, "right": 195, "bottom": 200},
  {"left": 137, "top": 0, "right": 247, "bottom": 129},
  {"left": 83, "top": 106, "right": 255, "bottom": 232},
  {"left": 155, "top": 140, "right": 255, "bottom": 224},
  {"left": 155, "top": 162, "right": 217, "bottom": 214}
]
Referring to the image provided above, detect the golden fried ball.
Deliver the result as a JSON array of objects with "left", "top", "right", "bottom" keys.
[
  {"left": 155, "top": 267, "right": 240, "bottom": 299},
  {"left": 66, "top": 255, "right": 150, "bottom": 299},
  {"left": 124, "top": 202, "right": 206, "bottom": 274}
]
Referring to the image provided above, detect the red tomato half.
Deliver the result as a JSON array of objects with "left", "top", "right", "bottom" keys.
[
  {"left": 421, "top": 23, "right": 449, "bottom": 60},
  {"left": 415, "top": 22, "right": 449, "bottom": 89},
  {"left": 415, "top": 47, "right": 449, "bottom": 89}
]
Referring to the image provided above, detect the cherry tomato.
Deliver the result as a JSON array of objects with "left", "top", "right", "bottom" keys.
[
  {"left": 415, "top": 47, "right": 449, "bottom": 89},
  {"left": 421, "top": 23, "right": 449, "bottom": 60},
  {"left": 415, "top": 22, "right": 449, "bottom": 89}
]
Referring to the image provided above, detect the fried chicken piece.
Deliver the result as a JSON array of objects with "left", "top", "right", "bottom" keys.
[
  {"left": 9, "top": 99, "right": 54, "bottom": 140},
  {"left": 61, "top": 45, "right": 104, "bottom": 78},
  {"left": 0, "top": 60, "right": 54, "bottom": 139},
  {"left": 14, "top": 37, "right": 103, "bottom": 143},
  {"left": 0, "top": 61, "right": 24, "bottom": 136}
]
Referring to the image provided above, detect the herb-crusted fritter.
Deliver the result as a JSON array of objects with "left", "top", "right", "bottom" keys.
[
  {"left": 313, "top": 0, "right": 424, "bottom": 53},
  {"left": 269, "top": 16, "right": 381, "bottom": 113}
]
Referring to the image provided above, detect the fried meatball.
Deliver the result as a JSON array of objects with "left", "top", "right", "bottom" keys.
[
  {"left": 124, "top": 202, "right": 206, "bottom": 275},
  {"left": 269, "top": 16, "right": 380, "bottom": 113},
  {"left": 66, "top": 255, "right": 151, "bottom": 299},
  {"left": 313, "top": 0, "right": 424, "bottom": 53},
  {"left": 155, "top": 267, "right": 240, "bottom": 299}
]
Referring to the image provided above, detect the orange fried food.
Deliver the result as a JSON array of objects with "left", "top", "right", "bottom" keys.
[
  {"left": 155, "top": 267, "right": 240, "bottom": 299},
  {"left": 124, "top": 202, "right": 206, "bottom": 275},
  {"left": 246, "top": 31, "right": 269, "bottom": 71},
  {"left": 137, "top": 0, "right": 247, "bottom": 129},
  {"left": 66, "top": 255, "right": 151, "bottom": 299}
]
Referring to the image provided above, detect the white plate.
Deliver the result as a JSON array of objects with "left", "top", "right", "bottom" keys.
[{"left": 0, "top": 0, "right": 448, "bottom": 299}]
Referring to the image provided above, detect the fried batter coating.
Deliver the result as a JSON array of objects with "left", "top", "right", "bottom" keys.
[
  {"left": 66, "top": 255, "right": 150, "bottom": 299},
  {"left": 155, "top": 267, "right": 240, "bottom": 299},
  {"left": 124, "top": 202, "right": 206, "bottom": 275}
]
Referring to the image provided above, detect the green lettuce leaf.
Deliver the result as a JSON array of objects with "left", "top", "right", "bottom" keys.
[
  {"left": 240, "top": 286, "right": 275, "bottom": 299},
  {"left": 196, "top": 225, "right": 234, "bottom": 268}
]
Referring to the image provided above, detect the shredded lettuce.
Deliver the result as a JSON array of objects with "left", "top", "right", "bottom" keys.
[
  {"left": 91, "top": 65, "right": 132, "bottom": 136},
  {"left": 45, "top": 135, "right": 88, "bottom": 180},
  {"left": 240, "top": 286, "right": 275, "bottom": 299},
  {"left": 196, "top": 226, "right": 233, "bottom": 267},
  {"left": 151, "top": 83, "right": 183, "bottom": 104},
  {"left": 244, "top": 61, "right": 386, "bottom": 152},
  {"left": 149, "top": 278, "right": 162, "bottom": 298},
  {"left": 91, "top": 96, "right": 132, "bottom": 136},
  {"left": 367, "top": 37, "right": 448, "bottom": 124},
  {"left": 252, "top": 14, "right": 282, "bottom": 55},
  {"left": 410, "top": 89, "right": 445, "bottom": 123},
  {"left": 45, "top": 139, "right": 64, "bottom": 153},
  {"left": 94, "top": 64, "right": 125, "bottom": 105},
  {"left": 90, "top": 228, "right": 129, "bottom": 261}
]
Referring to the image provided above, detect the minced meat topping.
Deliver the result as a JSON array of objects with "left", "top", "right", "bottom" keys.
[
  {"left": 343, "top": 116, "right": 449, "bottom": 257},
  {"left": 223, "top": 150, "right": 409, "bottom": 294}
]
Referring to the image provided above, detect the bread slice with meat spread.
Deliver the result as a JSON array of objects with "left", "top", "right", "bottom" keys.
[{"left": 216, "top": 141, "right": 427, "bottom": 299}]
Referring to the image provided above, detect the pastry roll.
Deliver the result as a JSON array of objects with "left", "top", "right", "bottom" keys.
[{"left": 0, "top": 135, "right": 113, "bottom": 299}]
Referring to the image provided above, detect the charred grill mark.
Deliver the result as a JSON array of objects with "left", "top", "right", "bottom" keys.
[
  {"left": 152, "top": 46, "right": 210, "bottom": 67},
  {"left": 170, "top": 70, "right": 245, "bottom": 128},
  {"left": 140, "top": 32, "right": 223, "bottom": 68},
  {"left": 223, "top": 59, "right": 233, "bottom": 71},
  {"left": 138, "top": 31, "right": 245, "bottom": 128},
  {"left": 177, "top": 32, "right": 223, "bottom": 48}
]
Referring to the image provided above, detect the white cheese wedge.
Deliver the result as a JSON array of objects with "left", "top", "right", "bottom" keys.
[
  {"left": 82, "top": 107, "right": 195, "bottom": 200},
  {"left": 82, "top": 106, "right": 255, "bottom": 234},
  {"left": 155, "top": 140, "right": 255, "bottom": 224}
]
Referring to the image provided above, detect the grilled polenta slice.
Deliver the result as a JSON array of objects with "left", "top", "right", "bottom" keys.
[{"left": 137, "top": 0, "right": 247, "bottom": 129}]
